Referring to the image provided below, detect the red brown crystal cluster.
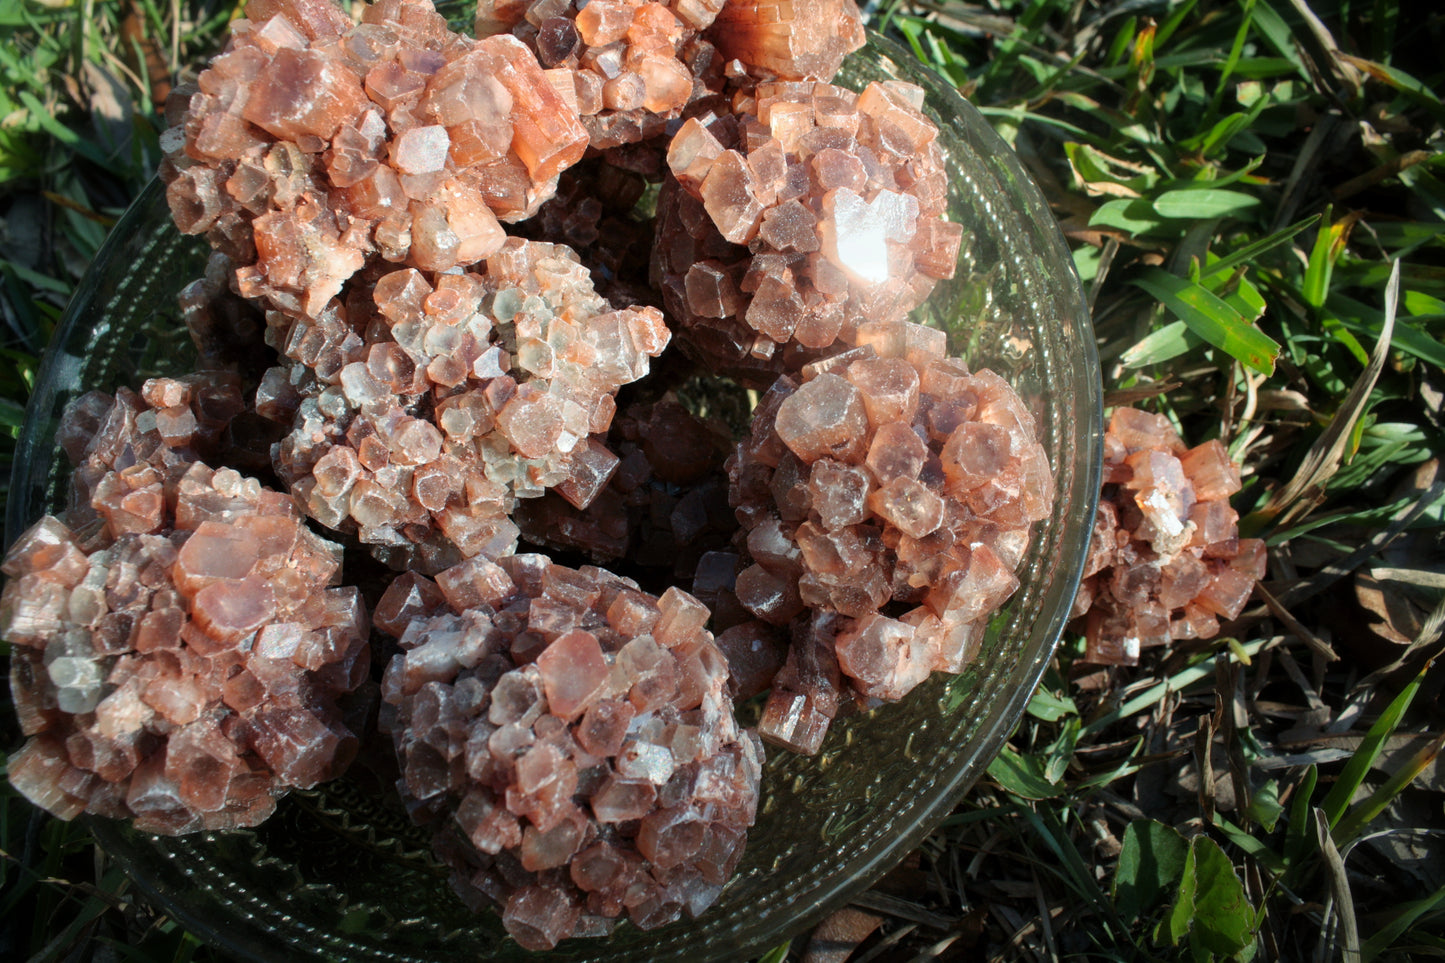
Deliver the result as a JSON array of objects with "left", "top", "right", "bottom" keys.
[
  {"left": 513, "top": 395, "right": 737, "bottom": 579},
  {"left": 726, "top": 322, "right": 1053, "bottom": 754},
  {"left": 376, "top": 556, "right": 761, "bottom": 949},
  {"left": 477, "top": 0, "right": 725, "bottom": 150},
  {"left": 654, "top": 78, "right": 959, "bottom": 385},
  {"left": 707, "top": 0, "right": 865, "bottom": 82},
  {"left": 257, "top": 237, "right": 669, "bottom": 573},
  {"left": 1072, "top": 408, "right": 1266, "bottom": 664},
  {"left": 162, "top": 0, "right": 590, "bottom": 316},
  {"left": 3, "top": 387, "right": 368, "bottom": 833},
  {"left": 4, "top": 0, "right": 1065, "bottom": 947}
]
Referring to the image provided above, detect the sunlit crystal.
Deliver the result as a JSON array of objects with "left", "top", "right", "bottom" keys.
[
  {"left": 378, "top": 558, "right": 760, "bottom": 949},
  {"left": 2, "top": 390, "right": 367, "bottom": 833},
  {"left": 1074, "top": 408, "right": 1265, "bottom": 664}
]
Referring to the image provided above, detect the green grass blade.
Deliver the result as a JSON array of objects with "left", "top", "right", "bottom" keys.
[
  {"left": 1133, "top": 267, "right": 1281, "bottom": 374},
  {"left": 1120, "top": 319, "right": 1201, "bottom": 368},
  {"left": 988, "top": 744, "right": 1061, "bottom": 800},
  {"left": 1246, "top": 261, "right": 1401, "bottom": 529},
  {"left": 757, "top": 941, "right": 791, "bottom": 963},
  {"left": 1334, "top": 732, "right": 1445, "bottom": 845},
  {"left": 1303, "top": 210, "right": 1347, "bottom": 309},
  {"left": 1153, "top": 0, "right": 1199, "bottom": 48},
  {"left": 1338, "top": 53, "right": 1445, "bottom": 121},
  {"left": 1362, "top": 884, "right": 1445, "bottom": 962},
  {"left": 1082, "top": 638, "right": 1267, "bottom": 738},
  {"left": 1212, "top": 813, "right": 1285, "bottom": 874},
  {"left": 1026, "top": 805, "right": 1129, "bottom": 940},
  {"left": 1283, "top": 764, "right": 1319, "bottom": 875},
  {"left": 1153, "top": 188, "right": 1262, "bottom": 219},
  {"left": 1209, "top": 0, "right": 1256, "bottom": 108},
  {"left": 1319, "top": 667, "right": 1427, "bottom": 828},
  {"left": 1201, "top": 214, "right": 1320, "bottom": 281},
  {"left": 1328, "top": 293, "right": 1445, "bottom": 367}
]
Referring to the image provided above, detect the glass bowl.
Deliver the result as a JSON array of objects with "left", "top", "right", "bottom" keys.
[{"left": 6, "top": 31, "right": 1101, "bottom": 963}]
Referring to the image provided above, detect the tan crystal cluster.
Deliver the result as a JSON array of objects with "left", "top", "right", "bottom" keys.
[
  {"left": 706, "top": 0, "right": 865, "bottom": 82},
  {"left": 58, "top": 378, "right": 247, "bottom": 518},
  {"left": 4, "top": 0, "right": 1054, "bottom": 947},
  {"left": 725, "top": 322, "right": 1052, "bottom": 753},
  {"left": 258, "top": 237, "right": 669, "bottom": 572},
  {"left": 477, "top": 0, "right": 728, "bottom": 150},
  {"left": 515, "top": 155, "right": 661, "bottom": 307},
  {"left": 515, "top": 396, "right": 737, "bottom": 577},
  {"left": 653, "top": 78, "right": 960, "bottom": 386},
  {"left": 376, "top": 556, "right": 761, "bottom": 949},
  {"left": 162, "top": 0, "right": 589, "bottom": 317},
  {"left": 3, "top": 389, "right": 368, "bottom": 833},
  {"left": 1072, "top": 408, "right": 1266, "bottom": 665}
]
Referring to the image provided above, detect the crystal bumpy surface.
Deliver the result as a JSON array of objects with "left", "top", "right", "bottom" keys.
[
  {"left": 477, "top": 0, "right": 730, "bottom": 151},
  {"left": 725, "top": 321, "right": 1054, "bottom": 754},
  {"left": 162, "top": 0, "right": 589, "bottom": 314},
  {"left": 3, "top": 385, "right": 369, "bottom": 833},
  {"left": 377, "top": 556, "right": 761, "bottom": 949},
  {"left": 1072, "top": 407, "right": 1266, "bottom": 664},
  {"left": 4, "top": 0, "right": 1078, "bottom": 951},
  {"left": 653, "top": 78, "right": 959, "bottom": 386},
  {"left": 261, "top": 237, "right": 669, "bottom": 573}
]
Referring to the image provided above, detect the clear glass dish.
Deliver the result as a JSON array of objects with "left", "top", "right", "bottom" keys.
[{"left": 6, "top": 30, "right": 1101, "bottom": 963}]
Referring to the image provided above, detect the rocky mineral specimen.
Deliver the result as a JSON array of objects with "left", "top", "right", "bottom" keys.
[
  {"left": 177, "top": 251, "right": 268, "bottom": 375},
  {"left": 60, "top": 378, "right": 249, "bottom": 527},
  {"left": 477, "top": 0, "right": 728, "bottom": 150},
  {"left": 514, "top": 395, "right": 737, "bottom": 583},
  {"left": 4, "top": 0, "right": 1065, "bottom": 943},
  {"left": 513, "top": 153, "right": 662, "bottom": 309},
  {"left": 653, "top": 79, "right": 960, "bottom": 385},
  {"left": 162, "top": 0, "right": 589, "bottom": 316},
  {"left": 1072, "top": 407, "right": 1266, "bottom": 664},
  {"left": 261, "top": 237, "right": 669, "bottom": 573},
  {"left": 3, "top": 389, "right": 369, "bottom": 833},
  {"left": 726, "top": 322, "right": 1052, "bottom": 753},
  {"left": 378, "top": 555, "right": 762, "bottom": 949},
  {"left": 706, "top": 0, "right": 864, "bottom": 82}
]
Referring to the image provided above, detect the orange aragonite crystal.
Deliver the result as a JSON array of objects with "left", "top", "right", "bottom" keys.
[
  {"left": 162, "top": 0, "right": 588, "bottom": 314},
  {"left": 653, "top": 80, "right": 960, "bottom": 385},
  {"left": 725, "top": 322, "right": 1053, "bottom": 753},
  {"left": 1072, "top": 408, "right": 1265, "bottom": 664},
  {"left": 3, "top": 389, "right": 368, "bottom": 833},
  {"left": 378, "top": 557, "right": 761, "bottom": 949}
]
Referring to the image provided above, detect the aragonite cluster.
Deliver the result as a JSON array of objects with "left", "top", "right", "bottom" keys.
[
  {"left": 708, "top": 0, "right": 865, "bottom": 81},
  {"left": 4, "top": 0, "right": 1071, "bottom": 949},
  {"left": 654, "top": 78, "right": 959, "bottom": 385},
  {"left": 514, "top": 395, "right": 737, "bottom": 579},
  {"left": 257, "top": 237, "right": 669, "bottom": 573},
  {"left": 726, "top": 323, "right": 1053, "bottom": 754},
  {"left": 163, "top": 0, "right": 589, "bottom": 314},
  {"left": 1072, "top": 407, "right": 1266, "bottom": 664},
  {"left": 377, "top": 556, "right": 761, "bottom": 948},
  {"left": 2, "top": 386, "right": 368, "bottom": 834},
  {"left": 476, "top": 0, "right": 726, "bottom": 150}
]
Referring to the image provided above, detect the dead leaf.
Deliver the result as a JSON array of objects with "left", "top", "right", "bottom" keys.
[
  {"left": 803, "top": 906, "right": 883, "bottom": 963},
  {"left": 1354, "top": 571, "right": 1424, "bottom": 645},
  {"left": 81, "top": 61, "right": 133, "bottom": 158}
]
